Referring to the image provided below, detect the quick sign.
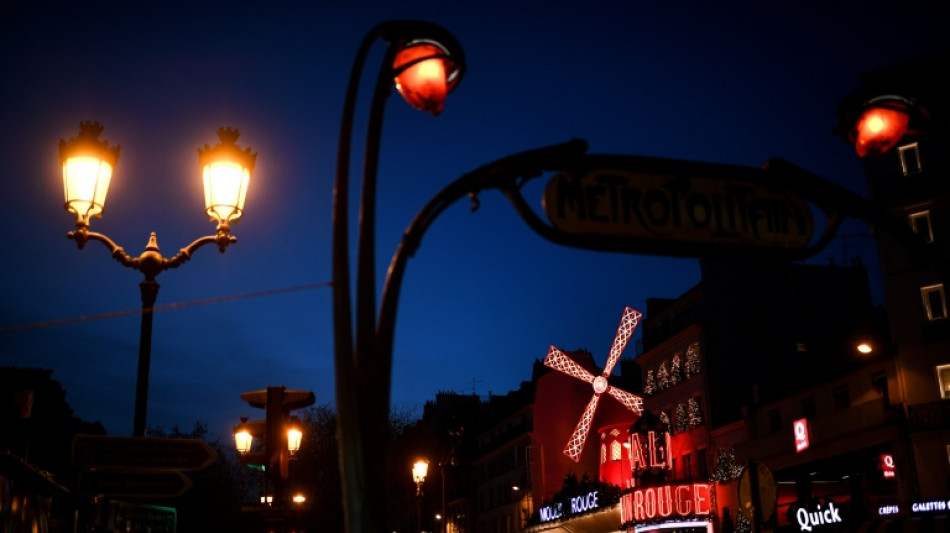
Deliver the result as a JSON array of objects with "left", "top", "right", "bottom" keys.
[
  {"left": 881, "top": 454, "right": 896, "bottom": 478},
  {"left": 795, "top": 501, "right": 843, "bottom": 532},
  {"left": 793, "top": 418, "right": 809, "bottom": 452},
  {"left": 542, "top": 156, "right": 813, "bottom": 255}
]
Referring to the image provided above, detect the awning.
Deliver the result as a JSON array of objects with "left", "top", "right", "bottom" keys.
[{"left": 856, "top": 514, "right": 949, "bottom": 533}]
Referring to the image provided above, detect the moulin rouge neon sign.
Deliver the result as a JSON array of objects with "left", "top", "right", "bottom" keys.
[
  {"left": 621, "top": 483, "right": 712, "bottom": 522},
  {"left": 619, "top": 429, "right": 712, "bottom": 522}
]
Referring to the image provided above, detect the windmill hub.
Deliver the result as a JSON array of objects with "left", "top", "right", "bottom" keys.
[{"left": 593, "top": 376, "right": 608, "bottom": 394}]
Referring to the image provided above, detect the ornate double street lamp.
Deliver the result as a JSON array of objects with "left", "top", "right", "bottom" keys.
[
  {"left": 234, "top": 386, "right": 315, "bottom": 511},
  {"left": 59, "top": 121, "right": 256, "bottom": 437}
]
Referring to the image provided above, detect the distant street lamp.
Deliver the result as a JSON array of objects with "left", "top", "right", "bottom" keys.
[
  {"left": 235, "top": 386, "right": 315, "bottom": 511},
  {"left": 59, "top": 121, "right": 256, "bottom": 437},
  {"left": 412, "top": 459, "right": 429, "bottom": 533}
]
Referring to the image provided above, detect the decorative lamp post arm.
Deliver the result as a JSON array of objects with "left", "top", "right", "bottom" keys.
[
  {"left": 376, "top": 139, "right": 589, "bottom": 361},
  {"left": 163, "top": 227, "right": 238, "bottom": 271},
  {"left": 66, "top": 227, "right": 137, "bottom": 268}
]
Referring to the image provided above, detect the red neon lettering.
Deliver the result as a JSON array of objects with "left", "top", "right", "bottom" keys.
[
  {"left": 648, "top": 431, "right": 670, "bottom": 469},
  {"left": 621, "top": 493, "right": 633, "bottom": 523},
  {"left": 693, "top": 483, "right": 711, "bottom": 515},
  {"left": 634, "top": 489, "right": 645, "bottom": 521},
  {"left": 644, "top": 487, "right": 657, "bottom": 518},
  {"left": 675, "top": 485, "right": 692, "bottom": 515},
  {"left": 656, "top": 485, "right": 673, "bottom": 517},
  {"left": 630, "top": 433, "right": 648, "bottom": 472}
]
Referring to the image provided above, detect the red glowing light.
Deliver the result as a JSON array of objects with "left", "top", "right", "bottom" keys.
[
  {"left": 393, "top": 43, "right": 451, "bottom": 115},
  {"left": 794, "top": 418, "right": 809, "bottom": 452},
  {"left": 881, "top": 454, "right": 896, "bottom": 479},
  {"left": 854, "top": 107, "right": 910, "bottom": 158}
]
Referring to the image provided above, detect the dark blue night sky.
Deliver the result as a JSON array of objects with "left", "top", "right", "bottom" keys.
[{"left": 1, "top": 2, "right": 944, "bottom": 441}]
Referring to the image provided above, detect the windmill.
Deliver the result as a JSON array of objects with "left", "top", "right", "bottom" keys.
[{"left": 544, "top": 307, "right": 644, "bottom": 462}]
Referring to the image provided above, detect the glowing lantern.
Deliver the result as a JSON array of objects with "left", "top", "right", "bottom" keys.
[
  {"left": 854, "top": 106, "right": 910, "bottom": 158},
  {"left": 198, "top": 127, "right": 256, "bottom": 225},
  {"left": 393, "top": 40, "right": 461, "bottom": 115},
  {"left": 234, "top": 428, "right": 253, "bottom": 454},
  {"left": 59, "top": 121, "right": 121, "bottom": 225},
  {"left": 287, "top": 426, "right": 303, "bottom": 454},
  {"left": 412, "top": 459, "right": 429, "bottom": 485}
]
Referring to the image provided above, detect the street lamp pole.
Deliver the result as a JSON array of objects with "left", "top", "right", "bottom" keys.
[
  {"left": 331, "top": 20, "right": 589, "bottom": 533},
  {"left": 412, "top": 460, "right": 428, "bottom": 533},
  {"left": 331, "top": 20, "right": 464, "bottom": 533},
  {"left": 59, "top": 121, "right": 256, "bottom": 437}
]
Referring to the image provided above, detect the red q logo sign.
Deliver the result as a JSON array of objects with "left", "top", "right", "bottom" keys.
[
  {"left": 793, "top": 418, "right": 809, "bottom": 452},
  {"left": 881, "top": 454, "right": 896, "bottom": 478}
]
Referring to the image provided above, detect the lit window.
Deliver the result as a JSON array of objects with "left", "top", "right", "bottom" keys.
[
  {"left": 611, "top": 440, "right": 622, "bottom": 461},
  {"left": 921, "top": 284, "right": 948, "bottom": 321},
  {"left": 601, "top": 443, "right": 606, "bottom": 465},
  {"left": 936, "top": 364, "right": 950, "bottom": 399},
  {"left": 909, "top": 210, "right": 934, "bottom": 243},
  {"left": 899, "top": 142, "right": 922, "bottom": 175}
]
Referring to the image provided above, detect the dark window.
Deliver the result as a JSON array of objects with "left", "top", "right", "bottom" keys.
[
  {"left": 872, "top": 370, "right": 889, "bottom": 400},
  {"left": 899, "top": 142, "right": 922, "bottom": 175},
  {"left": 801, "top": 397, "right": 816, "bottom": 419},
  {"left": 768, "top": 409, "right": 782, "bottom": 433},
  {"left": 921, "top": 284, "right": 948, "bottom": 321},
  {"left": 833, "top": 385, "right": 850, "bottom": 409}
]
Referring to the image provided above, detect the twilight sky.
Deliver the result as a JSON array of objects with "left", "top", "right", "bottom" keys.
[{"left": 0, "top": 2, "right": 944, "bottom": 442}]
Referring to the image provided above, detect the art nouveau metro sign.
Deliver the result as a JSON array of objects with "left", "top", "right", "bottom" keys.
[{"left": 542, "top": 154, "right": 814, "bottom": 257}]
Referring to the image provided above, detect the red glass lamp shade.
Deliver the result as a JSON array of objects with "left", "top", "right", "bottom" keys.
[
  {"left": 393, "top": 41, "right": 460, "bottom": 115},
  {"left": 854, "top": 106, "right": 910, "bottom": 158}
]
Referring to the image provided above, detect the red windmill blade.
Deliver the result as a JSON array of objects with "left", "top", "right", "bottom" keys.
[{"left": 544, "top": 307, "right": 644, "bottom": 462}]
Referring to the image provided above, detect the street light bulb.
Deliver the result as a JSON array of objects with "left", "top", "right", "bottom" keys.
[
  {"left": 857, "top": 342, "right": 873, "bottom": 354},
  {"left": 393, "top": 42, "right": 455, "bottom": 115},
  {"left": 198, "top": 127, "right": 256, "bottom": 225},
  {"left": 63, "top": 156, "right": 113, "bottom": 221},
  {"left": 854, "top": 107, "right": 909, "bottom": 158},
  {"left": 234, "top": 428, "right": 253, "bottom": 454},
  {"left": 59, "top": 121, "right": 120, "bottom": 225},
  {"left": 287, "top": 427, "right": 303, "bottom": 454},
  {"left": 412, "top": 459, "right": 429, "bottom": 484},
  {"left": 203, "top": 161, "right": 249, "bottom": 222}
]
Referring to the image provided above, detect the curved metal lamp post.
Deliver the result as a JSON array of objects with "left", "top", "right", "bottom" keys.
[
  {"left": 331, "top": 20, "right": 464, "bottom": 533},
  {"left": 59, "top": 121, "right": 256, "bottom": 437}
]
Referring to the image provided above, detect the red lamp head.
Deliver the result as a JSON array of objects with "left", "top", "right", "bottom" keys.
[
  {"left": 854, "top": 106, "right": 910, "bottom": 158},
  {"left": 393, "top": 39, "right": 462, "bottom": 115}
]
